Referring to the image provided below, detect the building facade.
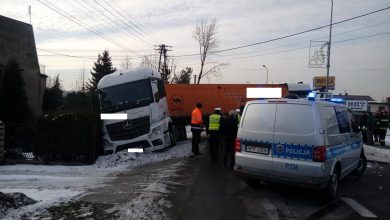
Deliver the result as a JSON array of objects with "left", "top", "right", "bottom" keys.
[{"left": 0, "top": 15, "right": 46, "bottom": 116}]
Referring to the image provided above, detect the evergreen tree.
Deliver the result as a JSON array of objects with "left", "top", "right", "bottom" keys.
[
  {"left": 86, "top": 50, "right": 117, "bottom": 93},
  {"left": 42, "top": 74, "right": 63, "bottom": 112},
  {"left": 172, "top": 67, "right": 192, "bottom": 84},
  {"left": 0, "top": 59, "right": 32, "bottom": 122}
]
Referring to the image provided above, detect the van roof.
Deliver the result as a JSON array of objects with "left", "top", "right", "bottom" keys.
[
  {"left": 246, "top": 98, "right": 347, "bottom": 107},
  {"left": 98, "top": 68, "right": 160, "bottom": 89}
]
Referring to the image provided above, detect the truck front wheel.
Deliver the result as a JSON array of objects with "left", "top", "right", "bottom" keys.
[{"left": 169, "top": 125, "right": 176, "bottom": 147}]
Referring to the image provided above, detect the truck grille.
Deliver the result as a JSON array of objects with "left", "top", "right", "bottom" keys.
[{"left": 106, "top": 116, "right": 150, "bottom": 141}]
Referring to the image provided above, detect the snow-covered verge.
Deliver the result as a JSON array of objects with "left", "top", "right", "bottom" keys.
[
  {"left": 0, "top": 192, "right": 37, "bottom": 219},
  {"left": 364, "top": 130, "right": 390, "bottom": 164},
  {"left": 0, "top": 140, "right": 192, "bottom": 219}
]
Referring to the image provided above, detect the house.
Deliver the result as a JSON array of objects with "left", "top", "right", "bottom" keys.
[{"left": 0, "top": 15, "right": 47, "bottom": 116}]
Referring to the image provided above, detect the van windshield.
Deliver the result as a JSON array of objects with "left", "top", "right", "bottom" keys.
[{"left": 99, "top": 79, "right": 153, "bottom": 112}]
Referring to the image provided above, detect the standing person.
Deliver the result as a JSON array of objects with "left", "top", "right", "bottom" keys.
[
  {"left": 367, "top": 112, "right": 376, "bottom": 145},
  {"left": 191, "top": 103, "right": 203, "bottom": 156},
  {"left": 220, "top": 110, "right": 238, "bottom": 169},
  {"left": 360, "top": 112, "right": 368, "bottom": 144},
  {"left": 378, "top": 110, "right": 389, "bottom": 146},
  {"left": 208, "top": 108, "right": 222, "bottom": 161}
]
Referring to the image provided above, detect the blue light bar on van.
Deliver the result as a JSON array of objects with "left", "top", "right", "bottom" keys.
[
  {"left": 308, "top": 92, "right": 316, "bottom": 101},
  {"left": 330, "top": 98, "right": 344, "bottom": 103}
]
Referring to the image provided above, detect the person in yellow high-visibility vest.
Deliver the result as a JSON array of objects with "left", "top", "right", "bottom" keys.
[{"left": 208, "top": 107, "right": 222, "bottom": 161}]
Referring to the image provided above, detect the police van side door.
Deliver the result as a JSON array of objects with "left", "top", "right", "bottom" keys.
[
  {"left": 334, "top": 106, "right": 353, "bottom": 176},
  {"left": 347, "top": 109, "right": 362, "bottom": 171}
]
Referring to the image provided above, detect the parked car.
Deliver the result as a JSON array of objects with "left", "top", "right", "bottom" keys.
[{"left": 234, "top": 96, "right": 367, "bottom": 198}]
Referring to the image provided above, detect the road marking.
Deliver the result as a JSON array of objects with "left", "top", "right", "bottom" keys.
[
  {"left": 128, "top": 148, "right": 143, "bottom": 153},
  {"left": 340, "top": 197, "right": 377, "bottom": 218},
  {"left": 100, "top": 113, "right": 127, "bottom": 120}
]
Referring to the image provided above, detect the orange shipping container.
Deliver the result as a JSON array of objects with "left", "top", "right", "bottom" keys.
[{"left": 165, "top": 84, "right": 288, "bottom": 118}]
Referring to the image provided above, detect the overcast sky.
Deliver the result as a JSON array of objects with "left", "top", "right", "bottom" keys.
[{"left": 1, "top": 0, "right": 389, "bottom": 100}]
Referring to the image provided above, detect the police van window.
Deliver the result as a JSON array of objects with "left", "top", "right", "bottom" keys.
[
  {"left": 347, "top": 110, "right": 359, "bottom": 132},
  {"left": 275, "top": 104, "right": 315, "bottom": 135},
  {"left": 242, "top": 104, "right": 276, "bottom": 133},
  {"left": 335, "top": 108, "right": 351, "bottom": 134},
  {"left": 323, "top": 106, "right": 339, "bottom": 135}
]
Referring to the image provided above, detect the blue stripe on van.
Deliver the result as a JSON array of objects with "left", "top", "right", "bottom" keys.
[
  {"left": 272, "top": 143, "right": 314, "bottom": 161},
  {"left": 240, "top": 139, "right": 363, "bottom": 162},
  {"left": 326, "top": 141, "right": 363, "bottom": 160}
]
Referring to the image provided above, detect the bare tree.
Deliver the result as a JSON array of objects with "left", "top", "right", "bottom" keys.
[
  {"left": 140, "top": 54, "right": 159, "bottom": 69},
  {"left": 120, "top": 55, "right": 132, "bottom": 70},
  {"left": 193, "top": 18, "right": 226, "bottom": 84}
]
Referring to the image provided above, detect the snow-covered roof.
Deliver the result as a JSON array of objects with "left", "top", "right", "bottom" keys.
[{"left": 98, "top": 68, "right": 160, "bottom": 89}]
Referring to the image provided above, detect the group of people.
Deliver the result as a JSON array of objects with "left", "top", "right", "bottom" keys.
[
  {"left": 360, "top": 106, "right": 389, "bottom": 146},
  {"left": 190, "top": 102, "right": 243, "bottom": 169}
]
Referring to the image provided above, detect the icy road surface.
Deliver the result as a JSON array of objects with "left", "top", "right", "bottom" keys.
[{"left": 0, "top": 139, "right": 193, "bottom": 219}]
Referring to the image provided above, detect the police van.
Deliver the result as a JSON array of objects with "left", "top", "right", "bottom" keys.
[{"left": 234, "top": 93, "right": 367, "bottom": 198}]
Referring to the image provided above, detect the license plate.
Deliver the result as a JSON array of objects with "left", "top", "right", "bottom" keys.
[{"left": 246, "top": 145, "right": 269, "bottom": 155}]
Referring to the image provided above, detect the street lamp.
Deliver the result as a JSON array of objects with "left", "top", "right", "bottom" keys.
[
  {"left": 262, "top": 65, "right": 269, "bottom": 84},
  {"left": 325, "top": 0, "right": 334, "bottom": 92}
]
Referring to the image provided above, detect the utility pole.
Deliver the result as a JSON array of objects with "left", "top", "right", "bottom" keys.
[
  {"left": 325, "top": 0, "right": 334, "bottom": 92},
  {"left": 28, "top": 5, "right": 31, "bottom": 24},
  {"left": 154, "top": 44, "right": 172, "bottom": 83}
]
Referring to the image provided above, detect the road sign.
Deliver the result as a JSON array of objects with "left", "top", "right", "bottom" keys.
[
  {"left": 346, "top": 100, "right": 368, "bottom": 111},
  {"left": 313, "top": 76, "right": 335, "bottom": 90}
]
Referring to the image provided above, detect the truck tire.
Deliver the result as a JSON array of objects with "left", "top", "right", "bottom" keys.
[
  {"left": 177, "top": 125, "right": 187, "bottom": 140},
  {"left": 169, "top": 126, "right": 176, "bottom": 147}
]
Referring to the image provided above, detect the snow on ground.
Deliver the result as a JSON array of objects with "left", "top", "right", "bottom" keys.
[
  {"left": 364, "top": 129, "right": 390, "bottom": 164},
  {"left": 0, "top": 140, "right": 192, "bottom": 219},
  {"left": 118, "top": 161, "right": 184, "bottom": 220}
]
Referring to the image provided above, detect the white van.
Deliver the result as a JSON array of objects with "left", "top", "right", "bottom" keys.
[{"left": 234, "top": 97, "right": 366, "bottom": 198}]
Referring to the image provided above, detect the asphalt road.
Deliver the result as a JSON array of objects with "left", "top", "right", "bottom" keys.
[
  {"left": 30, "top": 140, "right": 389, "bottom": 219},
  {"left": 167, "top": 143, "right": 390, "bottom": 220}
]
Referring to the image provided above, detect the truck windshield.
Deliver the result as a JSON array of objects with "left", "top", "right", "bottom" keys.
[{"left": 100, "top": 79, "right": 153, "bottom": 112}]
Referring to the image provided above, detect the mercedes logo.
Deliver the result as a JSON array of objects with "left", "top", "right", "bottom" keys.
[{"left": 123, "top": 120, "right": 133, "bottom": 130}]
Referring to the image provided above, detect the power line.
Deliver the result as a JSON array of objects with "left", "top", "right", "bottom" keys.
[
  {"left": 107, "top": 0, "right": 164, "bottom": 43},
  {"left": 172, "top": 6, "right": 390, "bottom": 58},
  {"left": 36, "top": 0, "right": 139, "bottom": 55},
  {"left": 70, "top": 0, "right": 149, "bottom": 49},
  {"left": 100, "top": 0, "right": 161, "bottom": 44},
  {"left": 89, "top": 0, "right": 156, "bottom": 45}
]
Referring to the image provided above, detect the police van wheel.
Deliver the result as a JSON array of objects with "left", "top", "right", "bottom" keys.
[
  {"left": 353, "top": 153, "right": 367, "bottom": 176},
  {"left": 324, "top": 169, "right": 339, "bottom": 200}
]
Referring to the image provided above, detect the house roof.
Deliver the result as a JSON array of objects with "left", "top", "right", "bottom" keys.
[{"left": 333, "top": 95, "right": 375, "bottom": 101}]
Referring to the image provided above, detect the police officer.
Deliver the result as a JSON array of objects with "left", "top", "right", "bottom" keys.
[
  {"left": 191, "top": 103, "right": 203, "bottom": 156},
  {"left": 220, "top": 110, "right": 238, "bottom": 169},
  {"left": 367, "top": 112, "right": 376, "bottom": 145},
  {"left": 378, "top": 110, "right": 389, "bottom": 146},
  {"left": 208, "top": 107, "right": 222, "bottom": 161},
  {"left": 360, "top": 112, "right": 368, "bottom": 144}
]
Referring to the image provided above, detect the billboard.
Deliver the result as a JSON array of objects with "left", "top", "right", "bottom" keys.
[
  {"left": 346, "top": 100, "right": 368, "bottom": 112},
  {"left": 313, "top": 76, "right": 335, "bottom": 90}
]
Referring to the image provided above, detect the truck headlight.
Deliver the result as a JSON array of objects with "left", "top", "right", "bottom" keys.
[{"left": 150, "top": 126, "right": 162, "bottom": 138}]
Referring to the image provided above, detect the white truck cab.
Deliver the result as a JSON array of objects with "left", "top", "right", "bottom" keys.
[
  {"left": 97, "top": 68, "right": 175, "bottom": 154},
  {"left": 234, "top": 93, "right": 367, "bottom": 198}
]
